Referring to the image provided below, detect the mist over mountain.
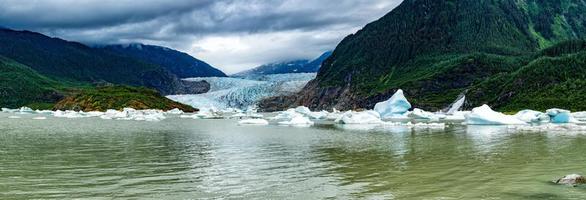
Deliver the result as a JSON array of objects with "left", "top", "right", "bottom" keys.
[{"left": 233, "top": 51, "right": 332, "bottom": 77}]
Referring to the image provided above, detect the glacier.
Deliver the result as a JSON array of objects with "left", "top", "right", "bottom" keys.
[{"left": 167, "top": 73, "right": 316, "bottom": 110}]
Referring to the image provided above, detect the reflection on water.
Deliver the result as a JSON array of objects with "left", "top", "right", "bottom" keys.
[{"left": 0, "top": 114, "right": 585, "bottom": 199}]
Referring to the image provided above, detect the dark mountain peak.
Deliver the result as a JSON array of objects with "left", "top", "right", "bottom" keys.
[{"left": 101, "top": 44, "right": 227, "bottom": 78}]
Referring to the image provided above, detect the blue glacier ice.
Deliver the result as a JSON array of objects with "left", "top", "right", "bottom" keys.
[
  {"left": 167, "top": 73, "right": 315, "bottom": 110},
  {"left": 547, "top": 109, "right": 579, "bottom": 124},
  {"left": 374, "top": 89, "right": 412, "bottom": 119}
]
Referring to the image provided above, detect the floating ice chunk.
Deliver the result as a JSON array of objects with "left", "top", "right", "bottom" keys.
[
  {"left": 18, "top": 107, "right": 34, "bottom": 114},
  {"left": 35, "top": 110, "right": 55, "bottom": 115},
  {"left": 238, "top": 119, "right": 270, "bottom": 125},
  {"left": 573, "top": 112, "right": 586, "bottom": 121},
  {"left": 335, "top": 111, "right": 382, "bottom": 124},
  {"left": 32, "top": 117, "right": 47, "bottom": 120},
  {"left": 465, "top": 105, "right": 527, "bottom": 125},
  {"left": 8, "top": 116, "right": 21, "bottom": 119},
  {"left": 166, "top": 108, "right": 184, "bottom": 115},
  {"left": 374, "top": 89, "right": 412, "bottom": 119},
  {"left": 230, "top": 113, "right": 248, "bottom": 118},
  {"left": 512, "top": 124, "right": 586, "bottom": 132},
  {"left": 514, "top": 110, "right": 550, "bottom": 124},
  {"left": 270, "top": 109, "right": 301, "bottom": 120},
  {"left": 446, "top": 95, "right": 466, "bottom": 115},
  {"left": 408, "top": 108, "right": 440, "bottom": 122},
  {"left": 547, "top": 109, "right": 579, "bottom": 124},
  {"left": 325, "top": 111, "right": 343, "bottom": 121},
  {"left": 53, "top": 110, "right": 88, "bottom": 118},
  {"left": 294, "top": 106, "right": 311, "bottom": 115},
  {"left": 278, "top": 115, "right": 314, "bottom": 126}
]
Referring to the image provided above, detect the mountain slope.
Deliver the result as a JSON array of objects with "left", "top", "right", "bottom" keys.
[
  {"left": 0, "top": 28, "right": 200, "bottom": 95},
  {"left": 0, "top": 56, "right": 64, "bottom": 108},
  {"left": 290, "top": 0, "right": 586, "bottom": 111},
  {"left": 233, "top": 51, "right": 332, "bottom": 77},
  {"left": 100, "top": 44, "right": 227, "bottom": 78},
  {"left": 54, "top": 85, "right": 197, "bottom": 112}
]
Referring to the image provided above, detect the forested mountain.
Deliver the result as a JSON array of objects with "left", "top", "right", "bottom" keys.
[
  {"left": 0, "top": 28, "right": 205, "bottom": 110},
  {"left": 100, "top": 44, "right": 227, "bottom": 78},
  {"left": 282, "top": 0, "right": 586, "bottom": 111}
]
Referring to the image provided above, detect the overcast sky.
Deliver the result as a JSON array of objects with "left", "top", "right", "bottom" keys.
[{"left": 0, "top": 0, "right": 402, "bottom": 74}]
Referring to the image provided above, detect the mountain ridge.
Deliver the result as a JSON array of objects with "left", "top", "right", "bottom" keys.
[
  {"left": 233, "top": 51, "right": 332, "bottom": 77},
  {"left": 100, "top": 43, "right": 227, "bottom": 78},
  {"left": 263, "top": 0, "right": 586, "bottom": 111}
]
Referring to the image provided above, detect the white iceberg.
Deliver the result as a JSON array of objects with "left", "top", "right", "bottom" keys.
[
  {"left": 270, "top": 109, "right": 302, "bottom": 121},
  {"left": 238, "top": 119, "right": 270, "bottom": 125},
  {"left": 35, "top": 110, "right": 55, "bottom": 115},
  {"left": 18, "top": 107, "right": 34, "bottom": 114},
  {"left": 514, "top": 110, "right": 550, "bottom": 124},
  {"left": 573, "top": 112, "right": 586, "bottom": 121},
  {"left": 166, "top": 108, "right": 184, "bottom": 115},
  {"left": 53, "top": 110, "right": 88, "bottom": 118},
  {"left": 335, "top": 111, "right": 382, "bottom": 124},
  {"left": 278, "top": 115, "right": 314, "bottom": 126},
  {"left": 374, "top": 89, "right": 412, "bottom": 119},
  {"left": 408, "top": 108, "right": 441, "bottom": 122},
  {"left": 547, "top": 109, "right": 579, "bottom": 124},
  {"left": 8, "top": 116, "right": 21, "bottom": 119},
  {"left": 446, "top": 95, "right": 466, "bottom": 115},
  {"left": 465, "top": 105, "right": 527, "bottom": 125},
  {"left": 32, "top": 117, "right": 47, "bottom": 120}
]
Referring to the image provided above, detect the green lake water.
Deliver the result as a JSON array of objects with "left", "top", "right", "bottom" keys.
[{"left": 0, "top": 113, "right": 585, "bottom": 199}]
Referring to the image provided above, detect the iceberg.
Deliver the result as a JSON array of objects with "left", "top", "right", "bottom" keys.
[
  {"left": 547, "top": 109, "right": 579, "bottom": 124},
  {"left": 166, "top": 108, "right": 184, "bottom": 115},
  {"left": 32, "top": 117, "right": 47, "bottom": 120},
  {"left": 573, "top": 112, "right": 586, "bottom": 121},
  {"left": 465, "top": 105, "right": 527, "bottom": 125},
  {"left": 445, "top": 95, "right": 466, "bottom": 115},
  {"left": 335, "top": 111, "right": 382, "bottom": 124},
  {"left": 238, "top": 119, "right": 270, "bottom": 125},
  {"left": 374, "top": 89, "right": 412, "bottom": 119},
  {"left": 278, "top": 115, "right": 314, "bottom": 126},
  {"left": 514, "top": 110, "right": 550, "bottom": 124},
  {"left": 18, "top": 107, "right": 34, "bottom": 114},
  {"left": 53, "top": 110, "right": 89, "bottom": 118},
  {"left": 408, "top": 108, "right": 441, "bottom": 122},
  {"left": 8, "top": 116, "right": 21, "bottom": 119}
]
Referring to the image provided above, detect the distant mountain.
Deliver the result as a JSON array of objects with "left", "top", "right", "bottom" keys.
[
  {"left": 100, "top": 44, "right": 227, "bottom": 78},
  {"left": 0, "top": 28, "right": 202, "bottom": 95},
  {"left": 297, "top": 51, "right": 332, "bottom": 73},
  {"left": 233, "top": 51, "right": 332, "bottom": 77},
  {"left": 281, "top": 0, "right": 586, "bottom": 111}
]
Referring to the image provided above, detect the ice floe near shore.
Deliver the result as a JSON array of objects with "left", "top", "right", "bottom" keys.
[
  {"left": 374, "top": 89, "right": 411, "bottom": 119},
  {"left": 1, "top": 88, "right": 586, "bottom": 133},
  {"left": 238, "top": 119, "right": 269, "bottom": 125},
  {"left": 465, "top": 105, "right": 527, "bottom": 125},
  {"left": 335, "top": 111, "right": 382, "bottom": 124}
]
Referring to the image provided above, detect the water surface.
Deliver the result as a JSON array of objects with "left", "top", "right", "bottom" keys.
[{"left": 0, "top": 113, "right": 585, "bottom": 199}]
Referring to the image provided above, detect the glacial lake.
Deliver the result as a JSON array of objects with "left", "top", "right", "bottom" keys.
[{"left": 1, "top": 113, "right": 585, "bottom": 199}]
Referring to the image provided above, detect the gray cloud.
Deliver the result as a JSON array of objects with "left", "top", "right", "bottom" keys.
[{"left": 0, "top": 0, "right": 403, "bottom": 74}]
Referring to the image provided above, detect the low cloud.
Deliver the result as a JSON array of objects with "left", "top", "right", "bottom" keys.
[{"left": 0, "top": 0, "right": 402, "bottom": 73}]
